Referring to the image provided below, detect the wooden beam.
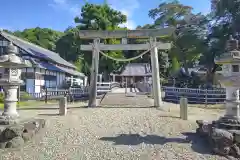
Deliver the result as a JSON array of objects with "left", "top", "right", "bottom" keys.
[
  {"left": 81, "top": 42, "right": 171, "bottom": 51},
  {"left": 78, "top": 27, "right": 175, "bottom": 39}
]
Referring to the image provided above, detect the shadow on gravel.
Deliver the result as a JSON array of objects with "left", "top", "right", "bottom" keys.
[
  {"left": 100, "top": 132, "right": 212, "bottom": 155},
  {"left": 182, "top": 132, "right": 212, "bottom": 155},
  {"left": 99, "top": 134, "right": 189, "bottom": 145},
  {"left": 38, "top": 113, "right": 60, "bottom": 116}
]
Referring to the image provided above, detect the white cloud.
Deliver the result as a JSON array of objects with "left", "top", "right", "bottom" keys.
[
  {"left": 108, "top": 0, "right": 140, "bottom": 29},
  {"left": 49, "top": 0, "right": 81, "bottom": 16}
]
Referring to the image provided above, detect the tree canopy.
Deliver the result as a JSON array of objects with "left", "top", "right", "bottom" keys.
[{"left": 4, "top": 0, "right": 238, "bottom": 86}]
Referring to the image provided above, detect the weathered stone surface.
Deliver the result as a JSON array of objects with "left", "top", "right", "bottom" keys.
[
  {"left": 196, "top": 120, "right": 212, "bottom": 136},
  {"left": 196, "top": 118, "right": 240, "bottom": 158},
  {"left": 0, "top": 116, "right": 18, "bottom": 125},
  {"left": 0, "top": 118, "right": 46, "bottom": 149},
  {"left": 22, "top": 132, "right": 34, "bottom": 142},
  {"left": 229, "top": 130, "right": 240, "bottom": 143},
  {"left": 23, "top": 119, "right": 45, "bottom": 134},
  {"left": 210, "top": 128, "right": 234, "bottom": 156},
  {"left": 5, "top": 136, "right": 24, "bottom": 148},
  {"left": 0, "top": 141, "right": 7, "bottom": 149},
  {"left": 2, "top": 125, "right": 24, "bottom": 140},
  {"left": 230, "top": 144, "right": 240, "bottom": 158}
]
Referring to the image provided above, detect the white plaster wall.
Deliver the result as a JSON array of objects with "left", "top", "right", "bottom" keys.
[{"left": 27, "top": 68, "right": 34, "bottom": 72}]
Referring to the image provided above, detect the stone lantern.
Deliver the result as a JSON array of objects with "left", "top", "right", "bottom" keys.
[
  {"left": 196, "top": 36, "right": 240, "bottom": 157},
  {"left": 0, "top": 42, "right": 29, "bottom": 125}
]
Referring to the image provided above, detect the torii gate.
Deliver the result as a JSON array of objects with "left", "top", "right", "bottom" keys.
[{"left": 79, "top": 28, "right": 174, "bottom": 108}]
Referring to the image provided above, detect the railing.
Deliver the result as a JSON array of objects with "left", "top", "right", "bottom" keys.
[
  {"left": 23, "top": 82, "right": 120, "bottom": 102},
  {"left": 163, "top": 87, "right": 226, "bottom": 104},
  {"left": 136, "top": 82, "right": 226, "bottom": 105}
]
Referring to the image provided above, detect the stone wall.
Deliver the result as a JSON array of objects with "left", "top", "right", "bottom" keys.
[{"left": 0, "top": 119, "right": 46, "bottom": 148}]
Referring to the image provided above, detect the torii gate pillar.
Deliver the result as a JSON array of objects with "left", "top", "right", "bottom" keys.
[
  {"left": 150, "top": 37, "right": 162, "bottom": 107},
  {"left": 88, "top": 38, "right": 100, "bottom": 107}
]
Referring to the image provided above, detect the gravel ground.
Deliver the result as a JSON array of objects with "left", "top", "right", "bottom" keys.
[{"left": 0, "top": 102, "right": 231, "bottom": 160}]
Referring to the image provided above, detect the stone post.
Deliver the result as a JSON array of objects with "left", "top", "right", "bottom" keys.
[
  {"left": 59, "top": 97, "right": 67, "bottom": 116},
  {"left": 180, "top": 97, "right": 188, "bottom": 120}
]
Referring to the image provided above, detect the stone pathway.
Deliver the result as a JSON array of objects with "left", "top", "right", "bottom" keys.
[
  {"left": 111, "top": 87, "right": 140, "bottom": 93},
  {"left": 100, "top": 92, "right": 152, "bottom": 107}
]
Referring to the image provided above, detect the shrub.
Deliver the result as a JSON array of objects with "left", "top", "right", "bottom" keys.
[
  {"left": 0, "top": 92, "right": 4, "bottom": 103},
  {"left": 20, "top": 92, "right": 31, "bottom": 101}
]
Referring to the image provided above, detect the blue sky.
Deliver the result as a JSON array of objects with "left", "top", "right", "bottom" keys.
[{"left": 0, "top": 0, "right": 211, "bottom": 31}]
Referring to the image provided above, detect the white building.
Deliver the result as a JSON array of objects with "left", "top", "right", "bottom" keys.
[{"left": 0, "top": 30, "right": 86, "bottom": 94}]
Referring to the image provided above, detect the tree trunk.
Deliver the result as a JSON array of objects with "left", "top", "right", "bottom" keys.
[{"left": 206, "top": 64, "right": 218, "bottom": 85}]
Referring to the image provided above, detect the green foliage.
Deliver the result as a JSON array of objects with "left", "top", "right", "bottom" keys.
[
  {"left": 55, "top": 3, "right": 128, "bottom": 80},
  {"left": 149, "top": 0, "right": 206, "bottom": 75},
  {"left": 20, "top": 92, "right": 31, "bottom": 101},
  {"left": 2, "top": 0, "right": 237, "bottom": 86},
  {"left": 13, "top": 27, "right": 63, "bottom": 51},
  {"left": 0, "top": 93, "right": 4, "bottom": 103}
]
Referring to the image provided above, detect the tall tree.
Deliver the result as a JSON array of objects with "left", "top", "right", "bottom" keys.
[
  {"left": 149, "top": 0, "right": 206, "bottom": 74},
  {"left": 198, "top": 0, "right": 237, "bottom": 84},
  {"left": 56, "top": 3, "right": 127, "bottom": 81}
]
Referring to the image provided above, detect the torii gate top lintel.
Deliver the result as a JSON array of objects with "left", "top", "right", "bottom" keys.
[{"left": 78, "top": 27, "right": 175, "bottom": 39}]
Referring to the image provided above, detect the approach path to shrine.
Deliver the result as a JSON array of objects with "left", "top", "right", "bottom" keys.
[{"left": 0, "top": 101, "right": 227, "bottom": 160}]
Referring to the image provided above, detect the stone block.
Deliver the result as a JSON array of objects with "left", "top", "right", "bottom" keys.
[
  {"left": 0, "top": 118, "right": 46, "bottom": 149},
  {"left": 229, "top": 130, "right": 240, "bottom": 143},
  {"left": 23, "top": 119, "right": 46, "bottom": 134},
  {"left": 2, "top": 125, "right": 24, "bottom": 140},
  {"left": 5, "top": 136, "right": 24, "bottom": 148},
  {"left": 22, "top": 132, "right": 34, "bottom": 142},
  {"left": 0, "top": 141, "right": 7, "bottom": 149}
]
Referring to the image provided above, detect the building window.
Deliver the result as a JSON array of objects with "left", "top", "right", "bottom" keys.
[
  {"left": 0, "top": 46, "right": 6, "bottom": 55},
  {"left": 232, "top": 65, "right": 239, "bottom": 72},
  {"left": 0, "top": 40, "right": 8, "bottom": 46}
]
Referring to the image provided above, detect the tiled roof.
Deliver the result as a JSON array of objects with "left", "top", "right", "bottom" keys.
[
  {"left": 0, "top": 31, "right": 76, "bottom": 69},
  {"left": 120, "top": 63, "right": 152, "bottom": 76}
]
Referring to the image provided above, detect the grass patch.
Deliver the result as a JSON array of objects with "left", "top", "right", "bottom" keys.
[
  {"left": 0, "top": 100, "right": 59, "bottom": 109},
  {"left": 188, "top": 104, "right": 225, "bottom": 110}
]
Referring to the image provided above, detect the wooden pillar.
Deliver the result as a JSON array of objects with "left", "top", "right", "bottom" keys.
[
  {"left": 88, "top": 38, "right": 100, "bottom": 107},
  {"left": 150, "top": 37, "right": 162, "bottom": 107}
]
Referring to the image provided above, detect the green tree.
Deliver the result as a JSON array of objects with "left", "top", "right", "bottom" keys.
[
  {"left": 149, "top": 0, "right": 206, "bottom": 74},
  {"left": 77, "top": 3, "right": 127, "bottom": 80},
  {"left": 14, "top": 27, "right": 63, "bottom": 51}
]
